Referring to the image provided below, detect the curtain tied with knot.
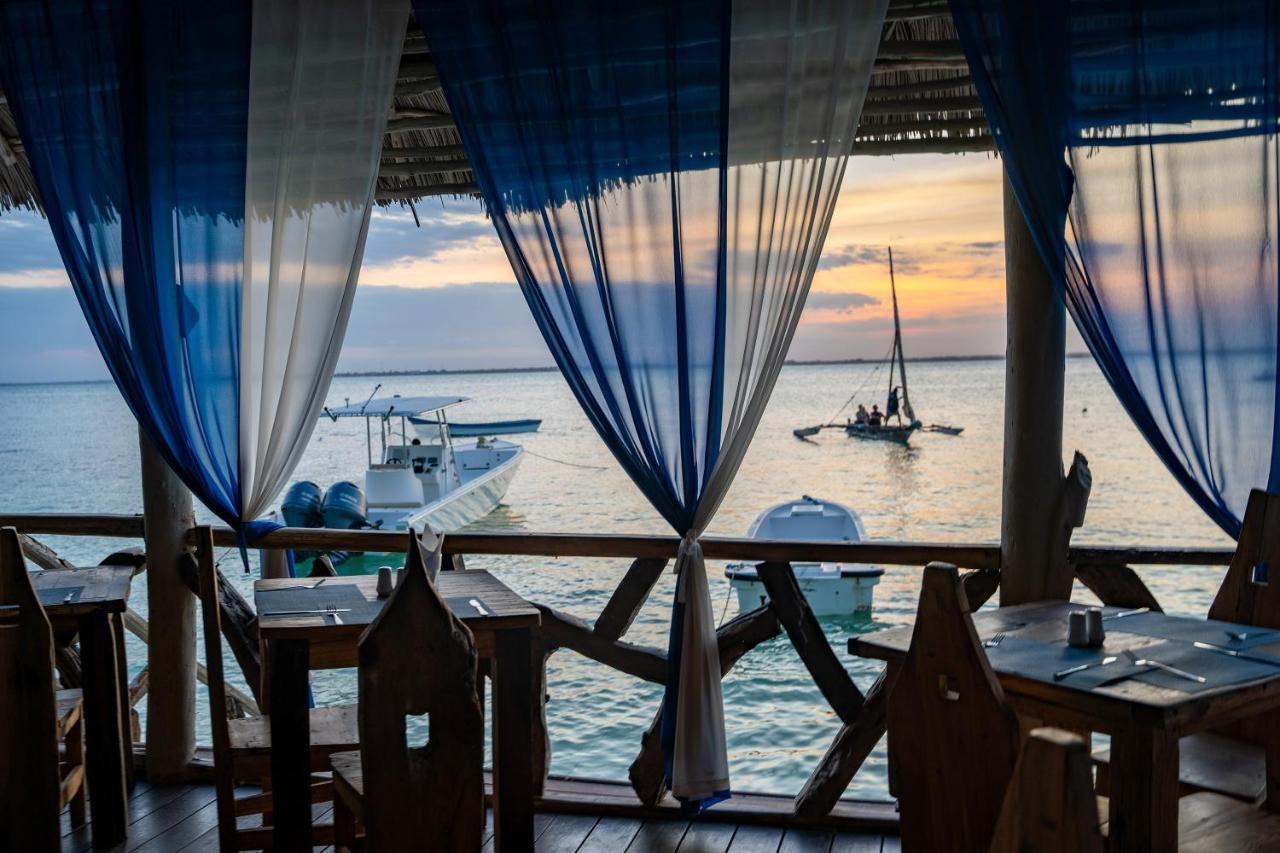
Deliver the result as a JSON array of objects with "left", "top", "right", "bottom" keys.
[
  {"left": 0, "top": 0, "right": 407, "bottom": 557},
  {"left": 952, "top": 0, "right": 1280, "bottom": 535},
  {"left": 420, "top": 0, "right": 887, "bottom": 809}
]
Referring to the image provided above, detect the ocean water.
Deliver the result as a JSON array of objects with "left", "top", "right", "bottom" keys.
[{"left": 0, "top": 357, "right": 1233, "bottom": 799}]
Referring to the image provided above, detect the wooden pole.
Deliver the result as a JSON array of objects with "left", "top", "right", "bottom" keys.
[
  {"left": 138, "top": 429, "right": 198, "bottom": 781},
  {"left": 1000, "top": 169, "right": 1071, "bottom": 604}
]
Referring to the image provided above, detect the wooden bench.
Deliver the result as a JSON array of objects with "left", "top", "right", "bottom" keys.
[
  {"left": 0, "top": 527, "right": 86, "bottom": 848},
  {"left": 1095, "top": 488, "right": 1280, "bottom": 806},
  {"left": 888, "top": 562, "right": 1021, "bottom": 853},
  {"left": 1001, "top": 727, "right": 1280, "bottom": 852},
  {"left": 332, "top": 530, "right": 484, "bottom": 852},
  {"left": 194, "top": 526, "right": 360, "bottom": 852}
]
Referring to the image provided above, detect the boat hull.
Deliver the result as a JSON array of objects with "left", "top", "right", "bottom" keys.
[
  {"left": 726, "top": 564, "right": 882, "bottom": 616},
  {"left": 845, "top": 421, "right": 919, "bottom": 444},
  {"left": 410, "top": 417, "right": 541, "bottom": 437},
  {"left": 290, "top": 447, "right": 523, "bottom": 575}
]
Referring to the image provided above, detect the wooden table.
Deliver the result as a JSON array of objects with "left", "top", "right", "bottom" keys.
[
  {"left": 850, "top": 602, "right": 1280, "bottom": 853},
  {"left": 256, "top": 570, "right": 541, "bottom": 852},
  {"left": 32, "top": 566, "right": 135, "bottom": 849}
]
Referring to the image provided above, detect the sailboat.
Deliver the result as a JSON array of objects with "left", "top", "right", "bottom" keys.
[
  {"left": 845, "top": 248, "right": 920, "bottom": 444},
  {"left": 794, "top": 247, "right": 960, "bottom": 443}
]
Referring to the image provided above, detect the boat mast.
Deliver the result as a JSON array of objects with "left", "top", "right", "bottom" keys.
[{"left": 888, "top": 247, "right": 913, "bottom": 423}]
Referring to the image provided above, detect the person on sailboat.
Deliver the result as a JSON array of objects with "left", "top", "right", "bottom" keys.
[
  {"left": 868, "top": 405, "right": 883, "bottom": 427},
  {"left": 855, "top": 404, "right": 869, "bottom": 425},
  {"left": 887, "top": 388, "right": 900, "bottom": 422}
]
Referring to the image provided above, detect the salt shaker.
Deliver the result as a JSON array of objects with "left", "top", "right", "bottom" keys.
[
  {"left": 1085, "top": 607, "right": 1105, "bottom": 647},
  {"left": 1067, "top": 610, "right": 1090, "bottom": 647},
  {"left": 376, "top": 566, "right": 394, "bottom": 598}
]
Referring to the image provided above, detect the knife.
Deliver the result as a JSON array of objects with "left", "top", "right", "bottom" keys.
[
  {"left": 1193, "top": 641, "right": 1280, "bottom": 665},
  {"left": 1102, "top": 607, "right": 1149, "bottom": 621},
  {"left": 263, "top": 608, "right": 352, "bottom": 616},
  {"left": 1054, "top": 656, "right": 1118, "bottom": 680}
]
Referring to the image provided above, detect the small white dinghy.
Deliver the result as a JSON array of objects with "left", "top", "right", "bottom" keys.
[{"left": 724, "top": 497, "right": 883, "bottom": 617}]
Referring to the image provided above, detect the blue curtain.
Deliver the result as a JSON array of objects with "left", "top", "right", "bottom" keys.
[
  {"left": 952, "top": 0, "right": 1280, "bottom": 535},
  {"left": 0, "top": 0, "right": 405, "bottom": 557},
  {"left": 0, "top": 1, "right": 251, "bottom": 524},
  {"left": 419, "top": 0, "right": 886, "bottom": 808}
]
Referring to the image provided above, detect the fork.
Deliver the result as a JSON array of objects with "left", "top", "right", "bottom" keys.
[
  {"left": 1121, "top": 649, "right": 1205, "bottom": 683},
  {"left": 323, "top": 605, "right": 344, "bottom": 625},
  {"left": 983, "top": 632, "right": 1006, "bottom": 648}
]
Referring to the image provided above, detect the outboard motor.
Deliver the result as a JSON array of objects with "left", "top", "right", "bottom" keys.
[
  {"left": 322, "top": 480, "right": 369, "bottom": 530},
  {"left": 281, "top": 481, "right": 324, "bottom": 529}
]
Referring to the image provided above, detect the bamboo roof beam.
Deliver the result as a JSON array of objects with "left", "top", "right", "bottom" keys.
[
  {"left": 875, "top": 40, "right": 966, "bottom": 61},
  {"left": 381, "top": 144, "right": 469, "bottom": 160},
  {"left": 385, "top": 113, "right": 455, "bottom": 133},
  {"left": 379, "top": 159, "right": 471, "bottom": 178},
  {"left": 861, "top": 96, "right": 983, "bottom": 117},
  {"left": 865, "top": 76, "right": 975, "bottom": 100},
  {"left": 376, "top": 183, "right": 479, "bottom": 200}
]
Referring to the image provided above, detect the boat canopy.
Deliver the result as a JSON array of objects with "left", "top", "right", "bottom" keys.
[{"left": 323, "top": 395, "right": 469, "bottom": 419}]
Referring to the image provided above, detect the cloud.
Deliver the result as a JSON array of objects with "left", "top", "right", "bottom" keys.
[
  {"left": 363, "top": 201, "right": 496, "bottom": 267},
  {"left": 802, "top": 291, "right": 879, "bottom": 315},
  {"left": 337, "top": 283, "right": 548, "bottom": 373}
]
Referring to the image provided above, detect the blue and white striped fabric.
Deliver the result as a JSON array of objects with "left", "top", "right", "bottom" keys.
[
  {"left": 422, "top": 0, "right": 887, "bottom": 810},
  {"left": 0, "top": 0, "right": 407, "bottom": 540}
]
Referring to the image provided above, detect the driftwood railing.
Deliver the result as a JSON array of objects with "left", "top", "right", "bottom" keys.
[{"left": 0, "top": 511, "right": 1234, "bottom": 822}]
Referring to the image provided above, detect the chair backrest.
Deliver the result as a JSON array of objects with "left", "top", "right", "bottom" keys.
[
  {"left": 1209, "top": 488, "right": 1280, "bottom": 629},
  {"left": 0, "top": 527, "right": 62, "bottom": 851},
  {"left": 357, "top": 530, "right": 483, "bottom": 852},
  {"left": 888, "top": 562, "right": 1021, "bottom": 853},
  {"left": 193, "top": 525, "right": 238, "bottom": 853},
  {"left": 989, "top": 727, "right": 1105, "bottom": 853}
]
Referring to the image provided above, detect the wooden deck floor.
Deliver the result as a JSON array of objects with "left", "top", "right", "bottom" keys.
[{"left": 60, "top": 780, "right": 901, "bottom": 852}]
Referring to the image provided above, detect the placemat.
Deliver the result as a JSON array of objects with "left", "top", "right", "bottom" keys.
[
  {"left": 257, "top": 584, "right": 369, "bottom": 617},
  {"left": 985, "top": 636, "right": 1280, "bottom": 695},
  {"left": 985, "top": 636, "right": 1141, "bottom": 689},
  {"left": 446, "top": 596, "right": 491, "bottom": 620},
  {"left": 37, "top": 586, "right": 82, "bottom": 606},
  {"left": 1121, "top": 640, "right": 1280, "bottom": 695},
  {"left": 1104, "top": 611, "right": 1280, "bottom": 650}
]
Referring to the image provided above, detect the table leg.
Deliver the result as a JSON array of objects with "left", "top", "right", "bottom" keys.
[
  {"left": 111, "top": 612, "right": 135, "bottom": 791},
  {"left": 1264, "top": 709, "right": 1280, "bottom": 813},
  {"left": 493, "top": 628, "right": 535, "bottom": 852},
  {"left": 1108, "top": 727, "right": 1179, "bottom": 853},
  {"left": 79, "top": 611, "right": 128, "bottom": 848},
  {"left": 268, "top": 638, "right": 312, "bottom": 851}
]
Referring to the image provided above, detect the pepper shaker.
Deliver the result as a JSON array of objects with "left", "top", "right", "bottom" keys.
[
  {"left": 376, "top": 566, "right": 394, "bottom": 598},
  {"left": 1085, "top": 607, "right": 1105, "bottom": 647},
  {"left": 1067, "top": 610, "right": 1090, "bottom": 647}
]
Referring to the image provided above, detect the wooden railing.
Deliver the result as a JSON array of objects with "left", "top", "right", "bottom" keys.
[{"left": 0, "top": 511, "right": 1234, "bottom": 824}]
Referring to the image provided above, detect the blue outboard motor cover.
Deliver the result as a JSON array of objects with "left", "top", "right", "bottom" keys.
[
  {"left": 322, "top": 480, "right": 368, "bottom": 530},
  {"left": 281, "top": 480, "right": 324, "bottom": 529}
]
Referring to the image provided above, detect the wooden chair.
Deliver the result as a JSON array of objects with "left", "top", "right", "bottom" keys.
[
  {"left": 1096, "top": 487, "right": 1280, "bottom": 804},
  {"left": 0, "top": 527, "right": 86, "bottom": 849},
  {"left": 989, "top": 727, "right": 1105, "bottom": 853},
  {"left": 194, "top": 525, "right": 361, "bottom": 852},
  {"left": 996, "top": 727, "right": 1280, "bottom": 852},
  {"left": 331, "top": 530, "right": 484, "bottom": 852},
  {"left": 888, "top": 561, "right": 1021, "bottom": 853}
]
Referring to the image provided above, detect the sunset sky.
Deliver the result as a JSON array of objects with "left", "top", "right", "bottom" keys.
[{"left": 0, "top": 151, "right": 1054, "bottom": 383}]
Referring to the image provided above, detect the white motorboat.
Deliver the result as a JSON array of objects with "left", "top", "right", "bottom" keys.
[
  {"left": 724, "top": 497, "right": 883, "bottom": 617},
  {"left": 279, "top": 394, "right": 523, "bottom": 571}
]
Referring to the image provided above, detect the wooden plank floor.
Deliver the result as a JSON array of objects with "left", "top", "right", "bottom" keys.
[{"left": 59, "top": 782, "right": 900, "bottom": 852}]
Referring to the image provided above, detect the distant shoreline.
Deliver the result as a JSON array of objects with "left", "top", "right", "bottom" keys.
[{"left": 3, "top": 352, "right": 1105, "bottom": 387}]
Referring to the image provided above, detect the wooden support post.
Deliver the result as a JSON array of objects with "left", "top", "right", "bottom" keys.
[
  {"left": 139, "top": 429, "right": 198, "bottom": 781},
  {"left": 1000, "top": 169, "right": 1072, "bottom": 605}
]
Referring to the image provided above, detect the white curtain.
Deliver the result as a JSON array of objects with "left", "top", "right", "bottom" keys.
[
  {"left": 239, "top": 0, "right": 407, "bottom": 521},
  {"left": 673, "top": 0, "right": 888, "bottom": 802}
]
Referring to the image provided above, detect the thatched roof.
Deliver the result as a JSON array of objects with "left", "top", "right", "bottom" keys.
[{"left": 0, "top": 0, "right": 985, "bottom": 215}]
